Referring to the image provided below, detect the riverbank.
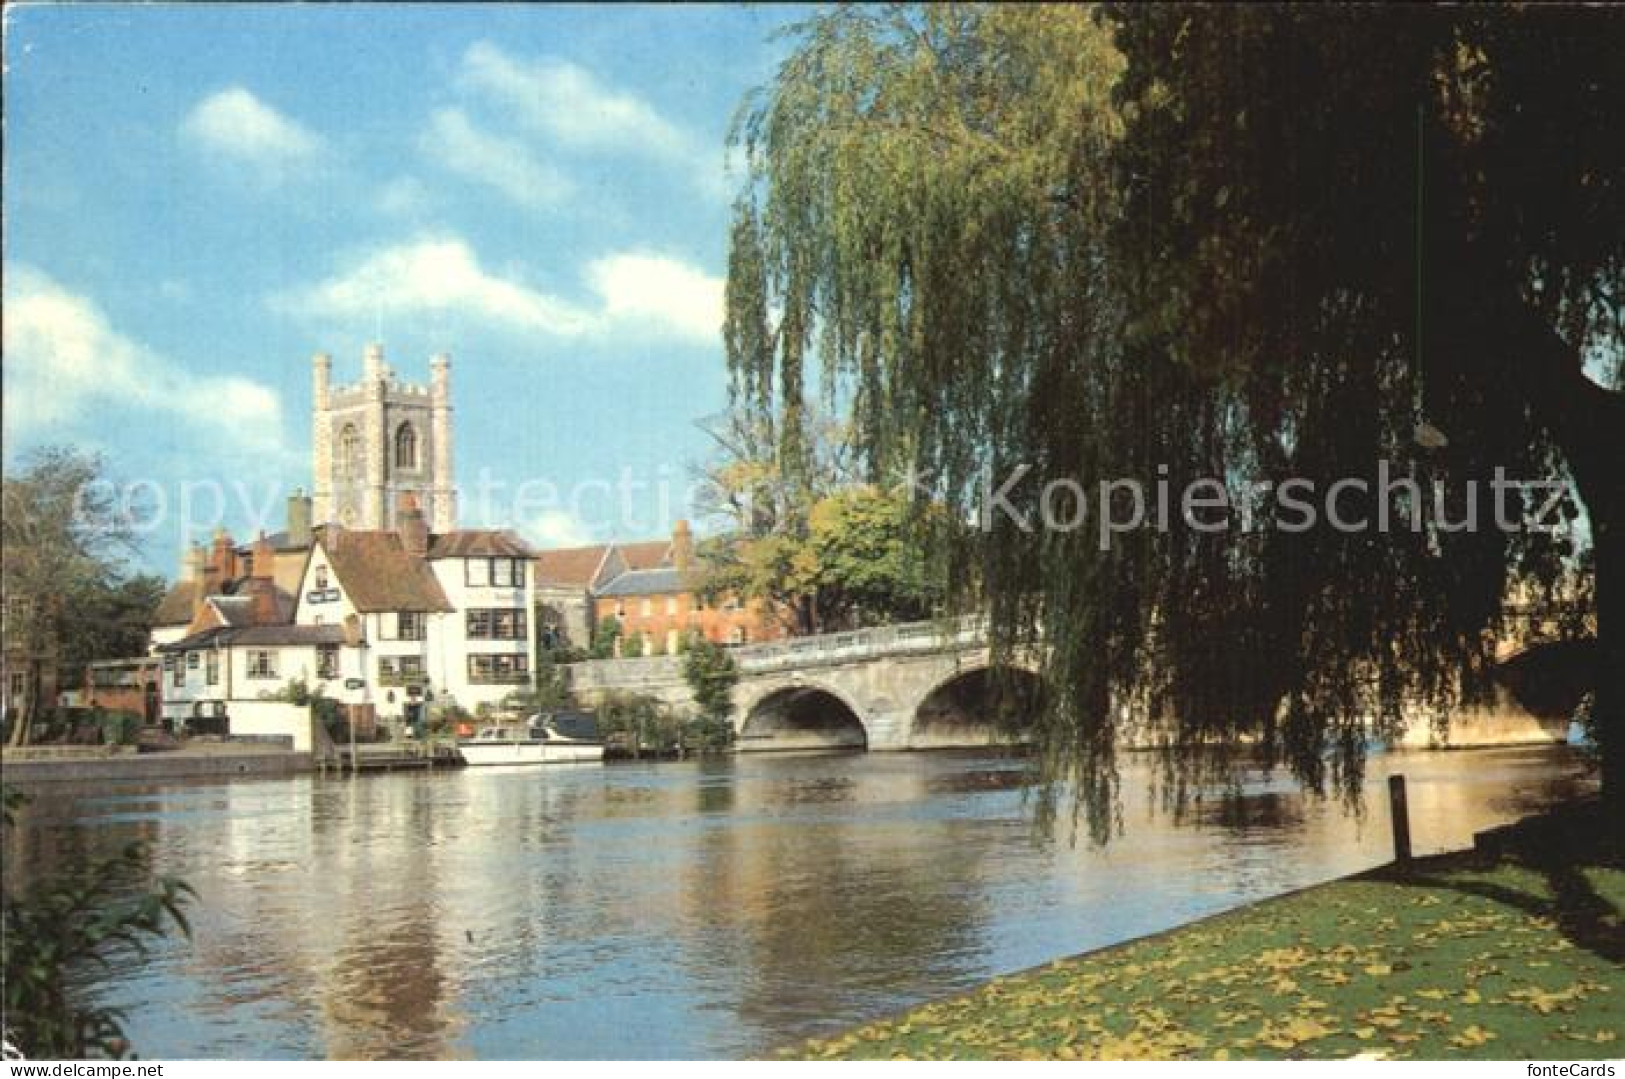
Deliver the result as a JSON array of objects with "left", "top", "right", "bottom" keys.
[
  {"left": 785, "top": 803, "right": 1623, "bottom": 1060},
  {"left": 0, "top": 743, "right": 311, "bottom": 784}
]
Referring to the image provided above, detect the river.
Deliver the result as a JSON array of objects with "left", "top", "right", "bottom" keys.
[{"left": 2, "top": 744, "right": 1587, "bottom": 1059}]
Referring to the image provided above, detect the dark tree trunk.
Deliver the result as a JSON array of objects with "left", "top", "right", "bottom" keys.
[
  {"left": 1511, "top": 307, "right": 1625, "bottom": 809},
  {"left": 1595, "top": 518, "right": 1624, "bottom": 810}
]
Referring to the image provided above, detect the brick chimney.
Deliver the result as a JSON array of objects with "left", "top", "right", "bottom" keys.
[
  {"left": 245, "top": 532, "right": 280, "bottom": 624},
  {"left": 396, "top": 492, "right": 429, "bottom": 558},
  {"left": 202, "top": 527, "right": 237, "bottom": 595}
]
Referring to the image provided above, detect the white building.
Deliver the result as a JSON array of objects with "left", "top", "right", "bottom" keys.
[
  {"left": 285, "top": 495, "right": 536, "bottom": 730},
  {"left": 154, "top": 342, "right": 536, "bottom": 738}
]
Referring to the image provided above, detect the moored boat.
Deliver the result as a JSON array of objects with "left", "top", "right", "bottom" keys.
[{"left": 457, "top": 710, "right": 605, "bottom": 766}]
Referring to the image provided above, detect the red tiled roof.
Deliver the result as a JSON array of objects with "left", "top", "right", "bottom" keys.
[
  {"left": 322, "top": 531, "right": 453, "bottom": 613},
  {"left": 616, "top": 539, "right": 671, "bottom": 571},
  {"left": 534, "top": 544, "right": 611, "bottom": 588}
]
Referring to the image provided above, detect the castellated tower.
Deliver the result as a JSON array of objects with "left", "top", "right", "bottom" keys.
[{"left": 311, "top": 344, "right": 457, "bottom": 532}]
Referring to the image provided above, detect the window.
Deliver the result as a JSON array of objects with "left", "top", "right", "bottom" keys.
[
  {"left": 8, "top": 672, "right": 23, "bottom": 698},
  {"left": 729, "top": 626, "right": 747, "bottom": 645},
  {"left": 666, "top": 629, "right": 679, "bottom": 653},
  {"left": 339, "top": 424, "right": 362, "bottom": 478},
  {"left": 466, "top": 557, "right": 521, "bottom": 588},
  {"left": 315, "top": 564, "right": 329, "bottom": 590},
  {"left": 615, "top": 601, "right": 626, "bottom": 619},
  {"left": 395, "top": 423, "right": 418, "bottom": 469},
  {"left": 466, "top": 608, "right": 526, "bottom": 640},
  {"left": 379, "top": 655, "right": 425, "bottom": 684},
  {"left": 247, "top": 650, "right": 277, "bottom": 679},
  {"left": 206, "top": 650, "right": 220, "bottom": 686},
  {"left": 393, "top": 611, "right": 425, "bottom": 640},
  {"left": 172, "top": 658, "right": 185, "bottom": 688},
  {"left": 468, "top": 653, "right": 528, "bottom": 684},
  {"left": 665, "top": 596, "right": 678, "bottom": 616},
  {"left": 316, "top": 645, "right": 339, "bottom": 680},
  {"left": 640, "top": 598, "right": 652, "bottom": 617},
  {"left": 187, "top": 652, "right": 200, "bottom": 670}
]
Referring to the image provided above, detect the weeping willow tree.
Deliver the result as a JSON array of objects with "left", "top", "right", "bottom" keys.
[{"left": 727, "top": 4, "right": 1623, "bottom": 838}]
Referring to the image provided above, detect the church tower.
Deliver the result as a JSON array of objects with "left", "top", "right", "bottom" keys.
[{"left": 311, "top": 344, "right": 456, "bottom": 532}]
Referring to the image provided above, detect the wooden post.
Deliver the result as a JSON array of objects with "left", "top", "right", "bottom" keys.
[{"left": 1388, "top": 774, "right": 1412, "bottom": 864}]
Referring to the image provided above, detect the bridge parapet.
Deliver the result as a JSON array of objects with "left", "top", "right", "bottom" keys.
[{"left": 732, "top": 614, "right": 989, "bottom": 673}]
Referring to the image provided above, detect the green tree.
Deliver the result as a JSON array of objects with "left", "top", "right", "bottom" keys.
[
  {"left": 4, "top": 448, "right": 157, "bottom": 745},
  {"left": 694, "top": 409, "right": 945, "bottom": 633},
  {"left": 2, "top": 786, "right": 194, "bottom": 1058},
  {"left": 728, "top": 5, "right": 1622, "bottom": 834},
  {"left": 682, "top": 636, "right": 740, "bottom": 728},
  {"left": 804, "top": 485, "right": 945, "bottom": 627},
  {"left": 594, "top": 690, "right": 680, "bottom": 757},
  {"left": 589, "top": 616, "right": 623, "bottom": 660}
]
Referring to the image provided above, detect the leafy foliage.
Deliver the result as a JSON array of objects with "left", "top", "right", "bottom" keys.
[
  {"left": 1, "top": 786, "right": 194, "bottom": 1059},
  {"left": 595, "top": 690, "right": 682, "bottom": 756},
  {"left": 682, "top": 636, "right": 740, "bottom": 724},
  {"left": 3, "top": 448, "right": 161, "bottom": 745},
  {"left": 589, "top": 616, "right": 624, "bottom": 660},
  {"left": 728, "top": 5, "right": 1623, "bottom": 837}
]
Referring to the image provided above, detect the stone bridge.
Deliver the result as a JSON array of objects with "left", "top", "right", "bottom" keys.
[
  {"left": 568, "top": 616, "right": 1046, "bottom": 751},
  {"left": 565, "top": 615, "right": 1574, "bottom": 753}
]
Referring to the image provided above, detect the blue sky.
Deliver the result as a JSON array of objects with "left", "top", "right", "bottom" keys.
[{"left": 3, "top": 3, "right": 811, "bottom": 577}]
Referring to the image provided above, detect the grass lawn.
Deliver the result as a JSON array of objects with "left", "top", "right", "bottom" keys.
[{"left": 786, "top": 812, "right": 1624, "bottom": 1060}]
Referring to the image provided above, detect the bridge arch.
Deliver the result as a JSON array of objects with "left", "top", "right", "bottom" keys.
[
  {"left": 737, "top": 681, "right": 869, "bottom": 752},
  {"left": 911, "top": 662, "right": 1046, "bottom": 748}
]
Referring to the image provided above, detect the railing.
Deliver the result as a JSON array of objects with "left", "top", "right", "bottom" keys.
[
  {"left": 568, "top": 615, "right": 990, "bottom": 689},
  {"left": 731, "top": 614, "right": 988, "bottom": 672}
]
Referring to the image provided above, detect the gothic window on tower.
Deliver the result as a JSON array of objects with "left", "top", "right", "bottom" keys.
[
  {"left": 395, "top": 423, "right": 417, "bottom": 470},
  {"left": 339, "top": 423, "right": 363, "bottom": 478}
]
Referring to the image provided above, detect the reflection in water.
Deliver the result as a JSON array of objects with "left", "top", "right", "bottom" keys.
[{"left": 3, "top": 745, "right": 1586, "bottom": 1059}]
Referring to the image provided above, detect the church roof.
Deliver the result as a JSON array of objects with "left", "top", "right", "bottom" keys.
[
  {"left": 322, "top": 531, "right": 454, "bottom": 613},
  {"left": 426, "top": 530, "right": 535, "bottom": 560}
]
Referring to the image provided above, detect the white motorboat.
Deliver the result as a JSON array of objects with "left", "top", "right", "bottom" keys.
[{"left": 457, "top": 710, "right": 605, "bottom": 766}]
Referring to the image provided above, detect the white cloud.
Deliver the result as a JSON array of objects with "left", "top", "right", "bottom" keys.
[
  {"left": 419, "top": 108, "right": 573, "bottom": 211},
  {"left": 274, "top": 236, "right": 595, "bottom": 336},
  {"left": 458, "top": 42, "right": 726, "bottom": 198},
  {"left": 376, "top": 175, "right": 433, "bottom": 218},
  {"left": 586, "top": 253, "right": 724, "bottom": 342},
  {"left": 524, "top": 509, "right": 596, "bottom": 549},
  {"left": 3, "top": 264, "right": 287, "bottom": 456},
  {"left": 182, "top": 87, "right": 320, "bottom": 169},
  {"left": 275, "top": 237, "right": 724, "bottom": 345}
]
